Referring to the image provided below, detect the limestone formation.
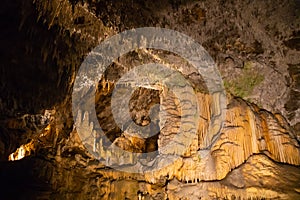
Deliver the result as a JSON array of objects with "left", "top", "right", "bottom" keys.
[{"left": 0, "top": 0, "right": 299, "bottom": 199}]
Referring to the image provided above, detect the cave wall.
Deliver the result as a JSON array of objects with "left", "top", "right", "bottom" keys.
[{"left": 0, "top": 0, "right": 299, "bottom": 199}]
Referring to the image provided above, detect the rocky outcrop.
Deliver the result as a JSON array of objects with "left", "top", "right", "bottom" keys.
[{"left": 167, "top": 154, "right": 300, "bottom": 199}]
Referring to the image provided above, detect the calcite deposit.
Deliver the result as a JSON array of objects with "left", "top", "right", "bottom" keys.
[{"left": 0, "top": 0, "right": 299, "bottom": 199}]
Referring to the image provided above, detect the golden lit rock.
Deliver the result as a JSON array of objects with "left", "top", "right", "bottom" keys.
[{"left": 0, "top": 0, "right": 299, "bottom": 199}]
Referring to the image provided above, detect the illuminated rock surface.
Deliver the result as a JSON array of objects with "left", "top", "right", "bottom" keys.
[{"left": 0, "top": 0, "right": 299, "bottom": 199}]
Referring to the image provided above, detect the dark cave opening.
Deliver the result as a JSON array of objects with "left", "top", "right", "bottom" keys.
[{"left": 96, "top": 79, "right": 161, "bottom": 153}]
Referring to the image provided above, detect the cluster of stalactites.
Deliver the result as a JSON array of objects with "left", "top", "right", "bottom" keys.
[
  {"left": 74, "top": 92, "right": 299, "bottom": 184},
  {"left": 149, "top": 96, "right": 300, "bottom": 184}
]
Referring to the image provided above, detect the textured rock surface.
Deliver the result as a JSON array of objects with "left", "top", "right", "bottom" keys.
[{"left": 0, "top": 0, "right": 299, "bottom": 199}]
